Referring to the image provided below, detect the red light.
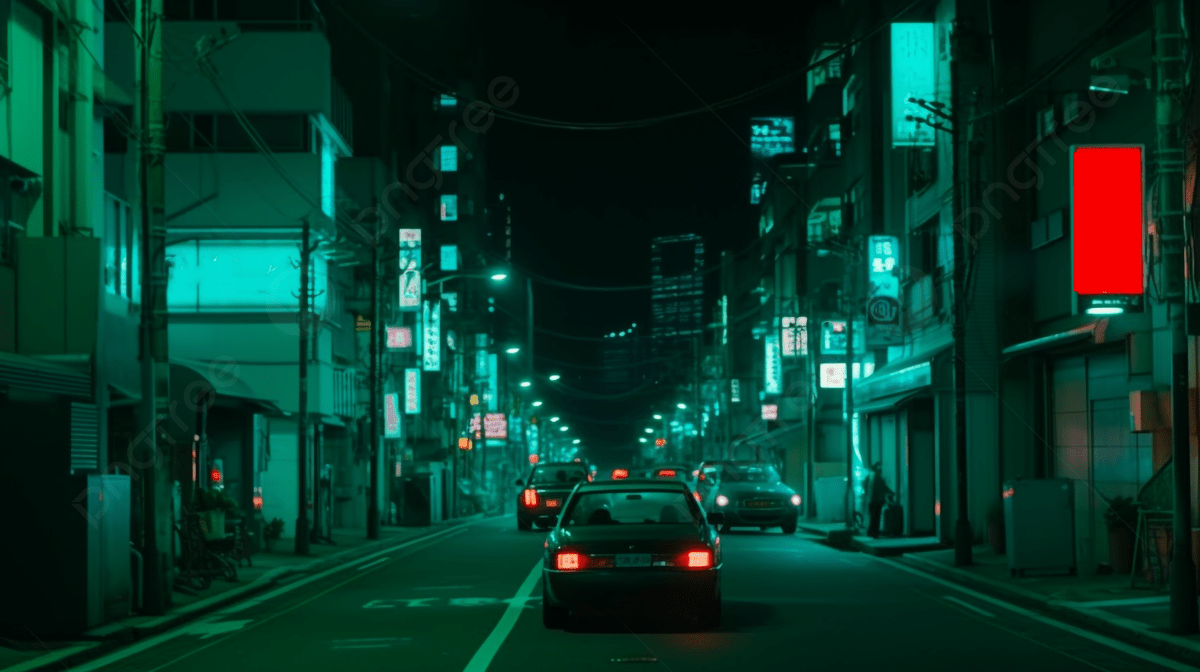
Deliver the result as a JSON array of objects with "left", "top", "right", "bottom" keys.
[
  {"left": 612, "top": 469, "right": 628, "bottom": 479},
  {"left": 523, "top": 489, "right": 538, "bottom": 507},
  {"left": 252, "top": 496, "right": 263, "bottom": 510},
  {"left": 655, "top": 438, "right": 666, "bottom": 447},
  {"left": 210, "top": 469, "right": 221, "bottom": 482},
  {"left": 529, "top": 454, "right": 539, "bottom": 465},
  {"left": 693, "top": 491, "right": 701, "bottom": 502},
  {"left": 657, "top": 470, "right": 676, "bottom": 478},
  {"left": 556, "top": 552, "right": 580, "bottom": 570},
  {"left": 686, "top": 550, "right": 712, "bottom": 568},
  {"left": 1072, "top": 146, "right": 1145, "bottom": 295}
]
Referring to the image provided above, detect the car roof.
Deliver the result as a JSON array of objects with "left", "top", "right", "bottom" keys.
[{"left": 576, "top": 479, "right": 689, "bottom": 492}]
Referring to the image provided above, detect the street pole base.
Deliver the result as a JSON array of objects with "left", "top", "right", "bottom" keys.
[
  {"left": 294, "top": 517, "right": 311, "bottom": 555},
  {"left": 954, "top": 518, "right": 973, "bottom": 567},
  {"left": 1169, "top": 556, "right": 1200, "bottom": 634},
  {"left": 367, "top": 506, "right": 380, "bottom": 540}
]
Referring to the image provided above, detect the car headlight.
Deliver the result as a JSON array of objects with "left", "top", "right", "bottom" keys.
[
  {"left": 715, "top": 495, "right": 729, "bottom": 507},
  {"left": 790, "top": 494, "right": 802, "bottom": 506}
]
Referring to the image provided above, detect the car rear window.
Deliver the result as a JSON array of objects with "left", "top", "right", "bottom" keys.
[
  {"left": 529, "top": 466, "right": 587, "bottom": 485},
  {"left": 720, "top": 466, "right": 779, "bottom": 483},
  {"left": 562, "top": 490, "right": 700, "bottom": 527}
]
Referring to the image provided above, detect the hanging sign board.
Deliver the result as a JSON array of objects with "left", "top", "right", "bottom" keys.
[
  {"left": 384, "top": 393, "right": 402, "bottom": 438},
  {"left": 423, "top": 300, "right": 441, "bottom": 371},
  {"left": 866, "top": 236, "right": 904, "bottom": 346},
  {"left": 404, "top": 368, "right": 420, "bottom": 414},
  {"left": 399, "top": 229, "right": 422, "bottom": 311},
  {"left": 1070, "top": 145, "right": 1146, "bottom": 315}
]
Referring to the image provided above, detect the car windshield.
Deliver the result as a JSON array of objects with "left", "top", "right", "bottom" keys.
[
  {"left": 529, "top": 466, "right": 587, "bottom": 485},
  {"left": 563, "top": 490, "right": 701, "bottom": 527},
  {"left": 720, "top": 467, "right": 779, "bottom": 483}
]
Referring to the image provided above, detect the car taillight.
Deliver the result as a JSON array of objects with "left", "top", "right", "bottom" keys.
[
  {"left": 715, "top": 495, "right": 729, "bottom": 507},
  {"left": 658, "top": 469, "right": 676, "bottom": 478},
  {"left": 686, "top": 550, "right": 712, "bottom": 568},
  {"left": 693, "top": 491, "right": 701, "bottom": 502},
  {"left": 556, "top": 552, "right": 580, "bottom": 570},
  {"left": 523, "top": 489, "right": 538, "bottom": 507},
  {"left": 612, "top": 469, "right": 628, "bottom": 479},
  {"left": 692, "top": 469, "right": 700, "bottom": 477},
  {"left": 791, "top": 494, "right": 802, "bottom": 506}
]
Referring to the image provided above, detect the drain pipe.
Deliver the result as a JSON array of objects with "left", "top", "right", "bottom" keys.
[{"left": 129, "top": 543, "right": 144, "bottom": 611}]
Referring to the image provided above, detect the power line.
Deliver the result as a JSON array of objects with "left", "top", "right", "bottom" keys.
[{"left": 322, "top": 0, "right": 928, "bottom": 131}]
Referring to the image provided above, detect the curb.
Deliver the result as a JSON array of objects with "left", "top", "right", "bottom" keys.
[
  {"left": 893, "top": 554, "right": 1200, "bottom": 668},
  {"left": 3, "top": 518, "right": 481, "bottom": 672}
]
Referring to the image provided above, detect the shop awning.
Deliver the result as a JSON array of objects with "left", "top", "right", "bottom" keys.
[
  {"left": 169, "top": 359, "right": 284, "bottom": 416},
  {"left": 108, "top": 381, "right": 140, "bottom": 406},
  {"left": 1001, "top": 320, "right": 1105, "bottom": 361},
  {"left": 855, "top": 391, "right": 925, "bottom": 415},
  {"left": 855, "top": 338, "right": 953, "bottom": 403},
  {"left": 732, "top": 421, "right": 805, "bottom": 448},
  {"left": 94, "top": 65, "right": 134, "bottom": 106},
  {"left": 0, "top": 351, "right": 91, "bottom": 398}
]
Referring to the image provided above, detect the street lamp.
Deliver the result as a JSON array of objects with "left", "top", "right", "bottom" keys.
[
  {"left": 644, "top": 428, "right": 653, "bottom": 433},
  {"left": 490, "top": 273, "right": 508, "bottom": 281},
  {"left": 520, "top": 381, "right": 531, "bottom": 388},
  {"left": 550, "top": 417, "right": 560, "bottom": 423},
  {"left": 560, "top": 426, "right": 568, "bottom": 432},
  {"left": 505, "top": 347, "right": 520, "bottom": 354},
  {"left": 532, "top": 400, "right": 543, "bottom": 407},
  {"left": 573, "top": 439, "right": 581, "bottom": 445},
  {"left": 549, "top": 374, "right": 561, "bottom": 381},
  {"left": 639, "top": 438, "right": 648, "bottom": 443},
  {"left": 677, "top": 403, "right": 687, "bottom": 410},
  {"left": 653, "top": 414, "right": 662, "bottom": 420}
]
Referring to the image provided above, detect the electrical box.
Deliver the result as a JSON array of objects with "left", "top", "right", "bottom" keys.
[
  {"left": 1130, "top": 391, "right": 1161, "bottom": 432},
  {"left": 1003, "top": 478, "right": 1076, "bottom": 577}
]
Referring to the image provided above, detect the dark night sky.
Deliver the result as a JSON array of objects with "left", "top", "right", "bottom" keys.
[{"left": 333, "top": 1, "right": 826, "bottom": 457}]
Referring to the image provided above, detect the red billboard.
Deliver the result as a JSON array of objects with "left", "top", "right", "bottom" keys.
[{"left": 1071, "top": 146, "right": 1145, "bottom": 300}]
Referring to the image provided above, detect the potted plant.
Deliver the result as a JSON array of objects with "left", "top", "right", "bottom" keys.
[
  {"left": 192, "top": 488, "right": 240, "bottom": 541},
  {"left": 986, "top": 501, "right": 1006, "bottom": 554},
  {"left": 1105, "top": 496, "right": 1139, "bottom": 574},
  {"left": 263, "top": 518, "right": 284, "bottom": 552}
]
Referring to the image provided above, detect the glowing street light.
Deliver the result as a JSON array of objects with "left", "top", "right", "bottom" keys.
[
  {"left": 490, "top": 273, "right": 508, "bottom": 281},
  {"left": 559, "top": 426, "right": 568, "bottom": 432},
  {"left": 653, "top": 414, "right": 662, "bottom": 420},
  {"left": 549, "top": 374, "right": 561, "bottom": 381},
  {"left": 532, "top": 400, "right": 543, "bottom": 407},
  {"left": 677, "top": 403, "right": 687, "bottom": 410},
  {"left": 505, "top": 347, "right": 520, "bottom": 354},
  {"left": 550, "top": 417, "right": 560, "bottom": 423},
  {"left": 519, "top": 381, "right": 531, "bottom": 388},
  {"left": 639, "top": 438, "right": 648, "bottom": 443},
  {"left": 644, "top": 428, "right": 653, "bottom": 433},
  {"left": 573, "top": 439, "right": 581, "bottom": 445}
]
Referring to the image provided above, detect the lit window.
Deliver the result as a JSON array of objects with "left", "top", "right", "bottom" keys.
[
  {"left": 439, "top": 94, "right": 457, "bottom": 108},
  {"left": 440, "top": 145, "right": 457, "bottom": 172},
  {"left": 440, "top": 194, "right": 458, "bottom": 221}
]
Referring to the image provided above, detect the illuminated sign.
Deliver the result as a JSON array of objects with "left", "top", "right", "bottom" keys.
[
  {"left": 356, "top": 316, "right": 371, "bottom": 333},
  {"left": 167, "top": 242, "right": 328, "bottom": 313},
  {"left": 529, "top": 454, "right": 539, "bottom": 465},
  {"left": 762, "top": 404, "right": 778, "bottom": 421},
  {"left": 422, "top": 300, "right": 441, "bottom": 371},
  {"left": 399, "top": 229, "right": 421, "bottom": 311},
  {"left": 445, "top": 291, "right": 458, "bottom": 312},
  {"left": 384, "top": 393, "right": 402, "bottom": 438},
  {"left": 440, "top": 194, "right": 458, "bottom": 221},
  {"left": 751, "top": 180, "right": 766, "bottom": 205},
  {"left": 764, "top": 334, "right": 782, "bottom": 395},
  {"left": 781, "top": 317, "right": 808, "bottom": 357},
  {"left": 386, "top": 326, "right": 412, "bottom": 350},
  {"left": 866, "top": 236, "right": 903, "bottom": 346},
  {"left": 818, "top": 362, "right": 876, "bottom": 389},
  {"left": 470, "top": 413, "right": 482, "bottom": 433},
  {"left": 440, "top": 245, "right": 458, "bottom": 271},
  {"left": 485, "top": 413, "right": 507, "bottom": 439},
  {"left": 528, "top": 422, "right": 539, "bottom": 456},
  {"left": 655, "top": 438, "right": 666, "bottom": 447},
  {"left": 821, "top": 320, "right": 864, "bottom": 355},
  {"left": 891, "top": 23, "right": 936, "bottom": 147},
  {"left": 750, "top": 117, "right": 795, "bottom": 158},
  {"left": 1071, "top": 145, "right": 1145, "bottom": 315},
  {"left": 458, "top": 437, "right": 472, "bottom": 451},
  {"left": 404, "top": 369, "right": 420, "bottom": 414},
  {"left": 731, "top": 379, "right": 741, "bottom": 403},
  {"left": 440, "top": 146, "right": 457, "bottom": 172}
]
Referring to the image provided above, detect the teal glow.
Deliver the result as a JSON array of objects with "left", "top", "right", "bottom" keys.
[
  {"left": 321, "top": 133, "right": 335, "bottom": 218},
  {"left": 440, "top": 194, "right": 458, "bottom": 221},
  {"left": 439, "top": 94, "right": 457, "bottom": 108},
  {"left": 440, "top": 146, "right": 457, "bottom": 172},
  {"left": 168, "top": 241, "right": 327, "bottom": 312},
  {"left": 441, "top": 245, "right": 458, "bottom": 271},
  {"left": 405, "top": 368, "right": 421, "bottom": 414},
  {"left": 1086, "top": 307, "right": 1123, "bottom": 315},
  {"left": 749, "top": 117, "right": 795, "bottom": 158},
  {"left": 891, "top": 23, "right": 936, "bottom": 147},
  {"left": 384, "top": 393, "right": 402, "bottom": 438}
]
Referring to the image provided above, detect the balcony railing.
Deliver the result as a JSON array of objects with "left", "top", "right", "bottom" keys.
[
  {"left": 331, "top": 78, "right": 354, "bottom": 149},
  {"left": 163, "top": 0, "right": 328, "bottom": 35}
]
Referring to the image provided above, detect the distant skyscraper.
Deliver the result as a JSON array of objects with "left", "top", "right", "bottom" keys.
[
  {"left": 599, "top": 325, "right": 643, "bottom": 393},
  {"left": 650, "top": 234, "right": 705, "bottom": 376}
]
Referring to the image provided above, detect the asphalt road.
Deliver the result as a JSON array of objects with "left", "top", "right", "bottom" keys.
[{"left": 69, "top": 516, "right": 1194, "bottom": 672}]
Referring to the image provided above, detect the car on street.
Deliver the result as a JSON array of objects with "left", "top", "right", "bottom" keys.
[
  {"left": 703, "top": 464, "right": 801, "bottom": 534},
  {"left": 641, "top": 464, "right": 703, "bottom": 503},
  {"left": 693, "top": 459, "right": 739, "bottom": 504},
  {"left": 539, "top": 478, "right": 724, "bottom": 630},
  {"left": 516, "top": 462, "right": 589, "bottom": 531}
]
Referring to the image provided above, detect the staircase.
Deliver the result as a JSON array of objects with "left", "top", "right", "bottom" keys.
[{"left": 1137, "top": 457, "right": 1173, "bottom": 511}]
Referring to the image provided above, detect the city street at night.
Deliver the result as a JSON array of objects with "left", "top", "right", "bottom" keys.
[{"left": 61, "top": 517, "right": 1190, "bottom": 672}]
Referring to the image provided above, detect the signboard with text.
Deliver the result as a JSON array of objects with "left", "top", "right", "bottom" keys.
[
  {"left": 866, "top": 236, "right": 903, "bottom": 346},
  {"left": 423, "top": 300, "right": 441, "bottom": 371},
  {"left": 485, "top": 413, "right": 508, "bottom": 439},
  {"left": 399, "top": 229, "right": 422, "bottom": 311},
  {"left": 386, "top": 326, "right": 412, "bottom": 350},
  {"left": 891, "top": 23, "right": 936, "bottom": 147},
  {"left": 764, "top": 334, "right": 782, "bottom": 395},
  {"left": 781, "top": 317, "right": 808, "bottom": 357},
  {"left": 404, "top": 368, "right": 420, "bottom": 414},
  {"left": 1071, "top": 145, "right": 1146, "bottom": 315},
  {"left": 384, "top": 393, "right": 402, "bottom": 438}
]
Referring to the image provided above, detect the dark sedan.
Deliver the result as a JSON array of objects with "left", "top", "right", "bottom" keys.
[
  {"left": 540, "top": 479, "right": 724, "bottom": 630},
  {"left": 516, "top": 463, "right": 589, "bottom": 531},
  {"left": 705, "top": 464, "right": 801, "bottom": 534}
]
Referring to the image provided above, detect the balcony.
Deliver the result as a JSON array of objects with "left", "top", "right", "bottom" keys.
[{"left": 903, "top": 272, "right": 948, "bottom": 335}]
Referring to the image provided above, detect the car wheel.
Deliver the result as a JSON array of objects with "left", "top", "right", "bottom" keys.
[
  {"left": 781, "top": 521, "right": 797, "bottom": 535},
  {"left": 518, "top": 517, "right": 531, "bottom": 531},
  {"left": 542, "top": 581, "right": 568, "bottom": 629},
  {"left": 698, "top": 598, "right": 721, "bottom": 629}
]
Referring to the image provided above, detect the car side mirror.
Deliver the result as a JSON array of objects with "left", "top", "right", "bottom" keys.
[
  {"left": 514, "top": 479, "right": 525, "bottom": 486},
  {"left": 536, "top": 514, "right": 558, "bottom": 527},
  {"left": 707, "top": 512, "right": 724, "bottom": 527}
]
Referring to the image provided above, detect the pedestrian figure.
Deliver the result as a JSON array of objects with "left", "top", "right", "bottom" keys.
[{"left": 865, "top": 462, "right": 894, "bottom": 538}]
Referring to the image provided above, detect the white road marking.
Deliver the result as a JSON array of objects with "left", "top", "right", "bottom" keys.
[
  {"left": 69, "top": 524, "right": 478, "bottom": 672},
  {"left": 333, "top": 638, "right": 402, "bottom": 643},
  {"left": 461, "top": 562, "right": 541, "bottom": 672},
  {"left": 1065, "top": 596, "right": 1170, "bottom": 609},
  {"left": 449, "top": 597, "right": 500, "bottom": 607},
  {"left": 873, "top": 557, "right": 1197, "bottom": 672},
  {"left": 357, "top": 557, "right": 390, "bottom": 571},
  {"left": 944, "top": 595, "right": 995, "bottom": 618},
  {"left": 332, "top": 644, "right": 392, "bottom": 649}
]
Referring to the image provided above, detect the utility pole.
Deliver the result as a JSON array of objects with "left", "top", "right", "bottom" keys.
[
  {"left": 843, "top": 246, "right": 857, "bottom": 530},
  {"left": 311, "top": 267, "right": 324, "bottom": 543},
  {"left": 1155, "top": 0, "right": 1199, "bottom": 633},
  {"left": 950, "top": 14, "right": 974, "bottom": 567},
  {"left": 135, "top": 0, "right": 170, "bottom": 614},
  {"left": 693, "top": 335, "right": 702, "bottom": 465},
  {"left": 295, "top": 218, "right": 314, "bottom": 555},
  {"left": 366, "top": 217, "right": 381, "bottom": 539}
]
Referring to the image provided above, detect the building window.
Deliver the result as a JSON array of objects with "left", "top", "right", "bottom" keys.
[
  {"left": 843, "top": 179, "right": 862, "bottom": 232},
  {"left": 440, "top": 145, "right": 457, "bottom": 172},
  {"left": 164, "top": 113, "right": 310, "bottom": 153},
  {"left": 807, "top": 45, "right": 844, "bottom": 101},
  {"left": 910, "top": 218, "right": 939, "bottom": 275},
  {"left": 103, "top": 116, "right": 129, "bottom": 154},
  {"left": 104, "top": 192, "right": 136, "bottom": 299},
  {"left": 843, "top": 74, "right": 861, "bottom": 135},
  {"left": 440, "top": 194, "right": 458, "bottom": 221},
  {"left": 438, "top": 94, "right": 457, "bottom": 111},
  {"left": 829, "top": 123, "right": 842, "bottom": 157}
]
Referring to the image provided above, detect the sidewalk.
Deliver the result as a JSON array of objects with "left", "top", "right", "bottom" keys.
[
  {"left": 798, "top": 519, "right": 945, "bottom": 556},
  {"left": 893, "top": 544, "right": 1200, "bottom": 668},
  {"left": 0, "top": 515, "right": 485, "bottom": 672}
]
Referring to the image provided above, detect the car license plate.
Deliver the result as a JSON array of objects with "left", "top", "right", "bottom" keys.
[
  {"left": 746, "top": 500, "right": 775, "bottom": 508},
  {"left": 615, "top": 554, "right": 651, "bottom": 568},
  {"left": 545, "top": 499, "right": 559, "bottom": 508}
]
